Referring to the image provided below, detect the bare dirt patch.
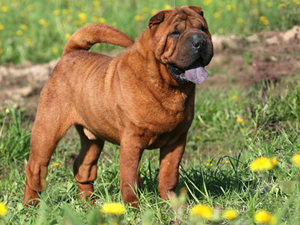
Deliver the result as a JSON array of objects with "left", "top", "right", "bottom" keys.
[
  {"left": 203, "top": 26, "right": 300, "bottom": 90},
  {"left": 0, "top": 27, "right": 299, "bottom": 116}
]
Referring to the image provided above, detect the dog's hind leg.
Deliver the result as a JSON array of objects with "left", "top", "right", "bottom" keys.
[
  {"left": 23, "top": 96, "right": 74, "bottom": 206},
  {"left": 73, "top": 125, "right": 104, "bottom": 204}
]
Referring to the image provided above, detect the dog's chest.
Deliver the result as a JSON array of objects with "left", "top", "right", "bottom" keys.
[{"left": 135, "top": 106, "right": 194, "bottom": 149}]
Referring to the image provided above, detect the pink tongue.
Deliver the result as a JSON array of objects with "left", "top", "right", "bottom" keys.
[{"left": 184, "top": 66, "right": 208, "bottom": 84}]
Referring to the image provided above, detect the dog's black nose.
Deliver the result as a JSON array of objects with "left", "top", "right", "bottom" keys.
[{"left": 190, "top": 33, "right": 207, "bottom": 50}]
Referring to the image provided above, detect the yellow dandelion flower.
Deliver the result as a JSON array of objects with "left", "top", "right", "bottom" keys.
[
  {"left": 63, "top": 9, "right": 72, "bottom": 15},
  {"left": 53, "top": 10, "right": 60, "bottom": 16},
  {"left": 0, "top": 24, "right": 4, "bottom": 30},
  {"left": 279, "top": 3, "right": 286, "bottom": 7},
  {"left": 101, "top": 202, "right": 126, "bottom": 215},
  {"left": 65, "top": 33, "right": 71, "bottom": 39},
  {"left": 266, "top": 2, "right": 273, "bottom": 7},
  {"left": 225, "top": 160, "right": 230, "bottom": 164},
  {"left": 203, "top": 0, "right": 213, "bottom": 6},
  {"left": 164, "top": 4, "right": 172, "bottom": 9},
  {"left": 26, "top": 38, "right": 32, "bottom": 44},
  {"left": 99, "top": 17, "right": 106, "bottom": 23},
  {"left": 66, "top": 16, "right": 72, "bottom": 22},
  {"left": 1, "top": 6, "right": 8, "bottom": 12},
  {"left": 189, "top": 204, "right": 213, "bottom": 219},
  {"left": 93, "top": 0, "right": 100, "bottom": 7},
  {"left": 236, "top": 118, "right": 244, "bottom": 124},
  {"left": 0, "top": 202, "right": 7, "bottom": 217},
  {"left": 5, "top": 108, "right": 10, "bottom": 114},
  {"left": 20, "top": 24, "right": 28, "bottom": 30},
  {"left": 252, "top": 8, "right": 259, "bottom": 15},
  {"left": 226, "top": 5, "right": 233, "bottom": 11},
  {"left": 52, "top": 48, "right": 59, "bottom": 54},
  {"left": 218, "top": 28, "right": 224, "bottom": 34},
  {"left": 240, "top": 128, "right": 245, "bottom": 133},
  {"left": 231, "top": 95, "right": 238, "bottom": 100},
  {"left": 196, "top": 135, "right": 200, "bottom": 139},
  {"left": 74, "top": 20, "right": 81, "bottom": 26},
  {"left": 78, "top": 13, "right": 87, "bottom": 22},
  {"left": 292, "top": 153, "right": 300, "bottom": 168},
  {"left": 52, "top": 162, "right": 61, "bottom": 167},
  {"left": 250, "top": 156, "right": 277, "bottom": 171},
  {"left": 16, "top": 30, "right": 23, "bottom": 36},
  {"left": 0, "top": 48, "right": 4, "bottom": 54},
  {"left": 38, "top": 19, "right": 49, "bottom": 27},
  {"left": 27, "top": 4, "right": 34, "bottom": 10},
  {"left": 213, "top": 12, "right": 221, "bottom": 18},
  {"left": 251, "top": 0, "right": 258, "bottom": 4},
  {"left": 135, "top": 15, "right": 142, "bottom": 21},
  {"left": 271, "top": 157, "right": 277, "bottom": 167},
  {"left": 238, "top": 18, "right": 245, "bottom": 24},
  {"left": 222, "top": 208, "right": 238, "bottom": 220},
  {"left": 254, "top": 210, "right": 276, "bottom": 225},
  {"left": 38, "top": 19, "right": 46, "bottom": 25},
  {"left": 92, "top": 16, "right": 98, "bottom": 22},
  {"left": 260, "top": 16, "right": 269, "bottom": 25},
  {"left": 151, "top": 9, "right": 158, "bottom": 15}
]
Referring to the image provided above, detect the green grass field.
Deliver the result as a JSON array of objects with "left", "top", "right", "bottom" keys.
[
  {"left": 1, "top": 78, "right": 300, "bottom": 224},
  {"left": 1, "top": 0, "right": 300, "bottom": 224}
]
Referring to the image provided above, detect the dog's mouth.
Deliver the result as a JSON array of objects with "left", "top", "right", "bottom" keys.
[{"left": 167, "top": 59, "right": 209, "bottom": 84}]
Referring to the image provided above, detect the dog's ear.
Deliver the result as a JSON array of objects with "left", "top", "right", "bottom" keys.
[
  {"left": 189, "top": 6, "right": 204, "bottom": 17},
  {"left": 149, "top": 11, "right": 165, "bottom": 28}
]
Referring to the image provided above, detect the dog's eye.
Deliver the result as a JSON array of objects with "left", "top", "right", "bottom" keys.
[
  {"left": 169, "top": 31, "right": 180, "bottom": 37},
  {"left": 201, "top": 26, "right": 207, "bottom": 33}
]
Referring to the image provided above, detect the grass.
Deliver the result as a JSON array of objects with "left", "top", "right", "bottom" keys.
[
  {"left": 0, "top": 0, "right": 299, "bottom": 63},
  {"left": 1, "top": 76, "right": 300, "bottom": 224}
]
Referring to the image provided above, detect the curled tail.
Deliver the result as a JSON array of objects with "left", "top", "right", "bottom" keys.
[{"left": 62, "top": 24, "right": 134, "bottom": 55}]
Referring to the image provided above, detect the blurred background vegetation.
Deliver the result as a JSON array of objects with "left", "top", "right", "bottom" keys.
[{"left": 0, "top": 0, "right": 299, "bottom": 64}]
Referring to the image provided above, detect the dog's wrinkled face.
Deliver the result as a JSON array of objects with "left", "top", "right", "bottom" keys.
[{"left": 148, "top": 6, "right": 213, "bottom": 84}]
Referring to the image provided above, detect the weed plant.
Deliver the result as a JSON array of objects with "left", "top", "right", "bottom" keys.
[{"left": 0, "top": 0, "right": 299, "bottom": 63}]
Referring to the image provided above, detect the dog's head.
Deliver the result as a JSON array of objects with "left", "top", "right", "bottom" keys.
[{"left": 148, "top": 6, "right": 213, "bottom": 84}]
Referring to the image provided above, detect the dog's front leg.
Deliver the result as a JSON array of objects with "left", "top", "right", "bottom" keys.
[
  {"left": 158, "top": 132, "right": 187, "bottom": 200},
  {"left": 119, "top": 139, "right": 144, "bottom": 207}
]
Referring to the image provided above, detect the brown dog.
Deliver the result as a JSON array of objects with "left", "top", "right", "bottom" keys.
[{"left": 23, "top": 6, "right": 213, "bottom": 207}]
